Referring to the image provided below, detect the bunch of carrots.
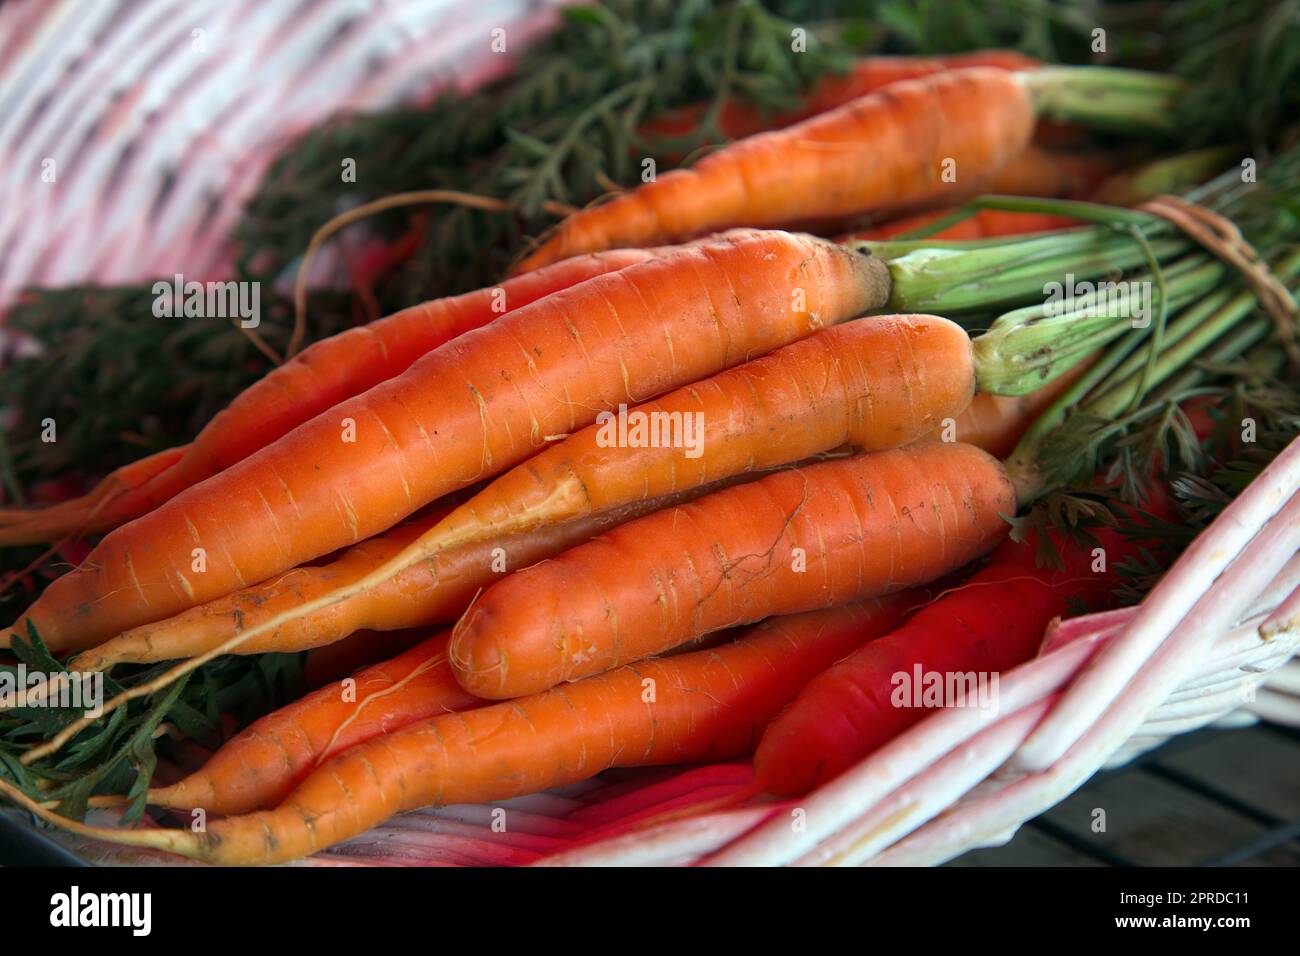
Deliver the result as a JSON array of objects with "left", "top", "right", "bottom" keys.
[{"left": 1, "top": 49, "right": 1293, "bottom": 867}]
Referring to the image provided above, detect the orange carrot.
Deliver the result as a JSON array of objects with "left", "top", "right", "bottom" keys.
[
  {"left": 6, "top": 592, "right": 912, "bottom": 864},
  {"left": 0, "top": 446, "right": 185, "bottom": 529},
  {"left": 142, "top": 628, "right": 481, "bottom": 816},
  {"left": 70, "top": 481, "right": 740, "bottom": 670},
  {"left": 298, "top": 314, "right": 973, "bottom": 619},
  {"left": 4, "top": 230, "right": 888, "bottom": 653},
  {"left": 752, "top": 522, "right": 1160, "bottom": 795},
  {"left": 450, "top": 442, "right": 1016, "bottom": 699},
  {"left": 0, "top": 248, "right": 656, "bottom": 546},
  {"left": 515, "top": 68, "right": 1038, "bottom": 272},
  {"left": 71, "top": 312, "right": 970, "bottom": 683},
  {"left": 643, "top": 51, "right": 1039, "bottom": 154}
]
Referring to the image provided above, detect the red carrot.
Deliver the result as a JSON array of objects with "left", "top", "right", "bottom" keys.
[{"left": 751, "top": 521, "right": 1161, "bottom": 796}]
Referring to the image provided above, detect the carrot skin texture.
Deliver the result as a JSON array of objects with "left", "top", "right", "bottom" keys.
[
  {"left": 515, "top": 68, "right": 1037, "bottom": 271},
  {"left": 644, "top": 51, "right": 1039, "bottom": 155},
  {"left": 0, "top": 249, "right": 655, "bottom": 546},
  {"left": 149, "top": 629, "right": 481, "bottom": 816},
  {"left": 451, "top": 442, "right": 1016, "bottom": 699},
  {"left": 8, "top": 230, "right": 885, "bottom": 653},
  {"left": 161, "top": 594, "right": 911, "bottom": 864},
  {"left": 73, "top": 485, "right": 731, "bottom": 669},
  {"left": 415, "top": 313, "right": 974, "bottom": 560}
]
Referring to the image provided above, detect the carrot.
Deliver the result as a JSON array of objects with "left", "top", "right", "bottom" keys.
[
  {"left": 932, "top": 361, "right": 1090, "bottom": 458},
  {"left": 240, "top": 314, "right": 968, "bottom": 642},
  {"left": 70, "top": 479, "right": 741, "bottom": 671},
  {"left": 6, "top": 592, "right": 912, "bottom": 864},
  {"left": 450, "top": 442, "right": 1016, "bottom": 699},
  {"left": 140, "top": 590, "right": 916, "bottom": 817},
  {"left": 515, "top": 68, "right": 1038, "bottom": 272},
  {"left": 644, "top": 51, "right": 1039, "bottom": 154},
  {"left": 141, "top": 628, "right": 482, "bottom": 816},
  {"left": 0, "top": 248, "right": 657, "bottom": 546},
  {"left": 0, "top": 446, "right": 185, "bottom": 528},
  {"left": 4, "top": 230, "right": 888, "bottom": 653},
  {"left": 122, "top": 313, "right": 970, "bottom": 682},
  {"left": 751, "top": 522, "right": 1159, "bottom": 796}
]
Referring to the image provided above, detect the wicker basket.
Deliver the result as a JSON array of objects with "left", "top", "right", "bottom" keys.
[
  {"left": 0, "top": 0, "right": 562, "bottom": 315},
  {"left": 4, "top": 0, "right": 1298, "bottom": 869}
]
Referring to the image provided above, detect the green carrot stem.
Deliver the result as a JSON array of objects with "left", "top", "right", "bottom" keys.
[
  {"left": 878, "top": 234, "right": 1190, "bottom": 315},
  {"left": 972, "top": 255, "right": 1224, "bottom": 395},
  {"left": 1145, "top": 319, "right": 1275, "bottom": 405},
  {"left": 1069, "top": 318, "right": 1274, "bottom": 459},
  {"left": 1021, "top": 66, "right": 1185, "bottom": 134},
  {"left": 995, "top": 287, "right": 1219, "bottom": 503},
  {"left": 1089, "top": 285, "right": 1239, "bottom": 406},
  {"left": 958, "top": 194, "right": 1159, "bottom": 227},
  {"left": 1087, "top": 303, "right": 1267, "bottom": 418},
  {"left": 1122, "top": 225, "right": 1171, "bottom": 413},
  {"left": 1004, "top": 248, "right": 1300, "bottom": 502}
]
